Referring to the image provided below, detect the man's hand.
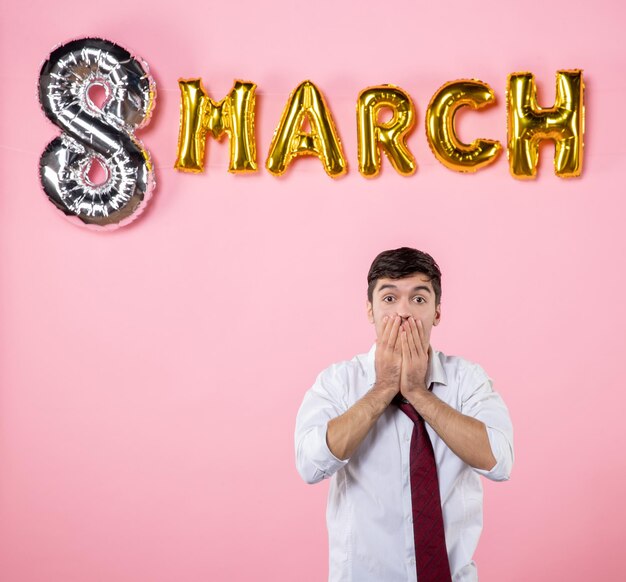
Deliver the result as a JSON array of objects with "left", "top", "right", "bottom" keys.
[
  {"left": 372, "top": 315, "right": 402, "bottom": 399},
  {"left": 326, "top": 315, "right": 402, "bottom": 460},
  {"left": 400, "top": 317, "right": 430, "bottom": 399},
  {"left": 397, "top": 316, "right": 497, "bottom": 471}
]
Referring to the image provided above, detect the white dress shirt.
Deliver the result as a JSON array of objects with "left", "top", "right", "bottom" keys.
[{"left": 295, "top": 344, "right": 514, "bottom": 582}]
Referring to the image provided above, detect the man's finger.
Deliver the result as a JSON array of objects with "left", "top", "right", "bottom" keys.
[
  {"left": 402, "top": 320, "right": 415, "bottom": 360},
  {"left": 416, "top": 318, "right": 429, "bottom": 354},
  {"left": 388, "top": 315, "right": 402, "bottom": 350},
  {"left": 400, "top": 328, "right": 410, "bottom": 361},
  {"left": 378, "top": 315, "right": 391, "bottom": 346},
  {"left": 407, "top": 318, "right": 420, "bottom": 358}
]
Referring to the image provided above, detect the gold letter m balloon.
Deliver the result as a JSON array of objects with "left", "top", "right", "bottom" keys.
[
  {"left": 507, "top": 70, "right": 584, "bottom": 179},
  {"left": 175, "top": 79, "right": 257, "bottom": 173}
]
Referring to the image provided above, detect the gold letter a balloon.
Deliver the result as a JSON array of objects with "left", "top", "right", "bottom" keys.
[{"left": 266, "top": 81, "right": 347, "bottom": 178}]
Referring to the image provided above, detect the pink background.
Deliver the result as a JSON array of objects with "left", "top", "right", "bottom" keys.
[{"left": 1, "top": 0, "right": 624, "bottom": 580}]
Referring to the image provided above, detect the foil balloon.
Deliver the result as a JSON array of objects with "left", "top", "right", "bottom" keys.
[
  {"left": 175, "top": 79, "right": 257, "bottom": 173},
  {"left": 507, "top": 70, "right": 584, "bottom": 179},
  {"left": 357, "top": 85, "right": 416, "bottom": 177},
  {"left": 38, "top": 38, "right": 156, "bottom": 229},
  {"left": 266, "top": 81, "right": 347, "bottom": 178},
  {"left": 426, "top": 80, "right": 501, "bottom": 172}
]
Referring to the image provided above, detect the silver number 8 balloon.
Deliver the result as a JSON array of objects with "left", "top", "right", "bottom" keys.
[{"left": 39, "top": 38, "right": 156, "bottom": 229}]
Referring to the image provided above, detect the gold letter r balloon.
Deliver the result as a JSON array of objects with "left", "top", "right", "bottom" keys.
[{"left": 356, "top": 85, "right": 417, "bottom": 177}]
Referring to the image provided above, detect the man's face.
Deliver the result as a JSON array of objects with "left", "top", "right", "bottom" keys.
[{"left": 367, "top": 273, "right": 441, "bottom": 344}]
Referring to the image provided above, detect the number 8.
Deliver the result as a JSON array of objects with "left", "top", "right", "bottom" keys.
[{"left": 39, "top": 38, "right": 156, "bottom": 229}]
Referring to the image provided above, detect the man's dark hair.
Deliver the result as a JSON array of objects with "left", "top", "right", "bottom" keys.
[{"left": 367, "top": 247, "right": 442, "bottom": 304}]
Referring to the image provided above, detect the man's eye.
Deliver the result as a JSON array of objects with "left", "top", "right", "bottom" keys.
[
  {"left": 413, "top": 296, "right": 425, "bottom": 303},
  {"left": 382, "top": 296, "right": 395, "bottom": 303}
]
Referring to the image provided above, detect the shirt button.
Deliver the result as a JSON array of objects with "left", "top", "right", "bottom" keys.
[
  {"left": 404, "top": 433, "right": 410, "bottom": 442},
  {"left": 407, "top": 515, "right": 413, "bottom": 523}
]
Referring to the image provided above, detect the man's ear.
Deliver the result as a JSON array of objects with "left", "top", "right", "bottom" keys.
[
  {"left": 366, "top": 299, "right": 374, "bottom": 324},
  {"left": 433, "top": 303, "right": 442, "bottom": 326}
]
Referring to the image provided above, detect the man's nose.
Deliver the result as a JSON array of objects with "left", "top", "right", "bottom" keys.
[{"left": 396, "top": 300, "right": 411, "bottom": 319}]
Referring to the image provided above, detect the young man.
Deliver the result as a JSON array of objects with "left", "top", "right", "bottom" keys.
[{"left": 295, "top": 247, "right": 513, "bottom": 582}]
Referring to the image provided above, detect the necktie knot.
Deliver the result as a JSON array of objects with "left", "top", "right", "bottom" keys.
[{"left": 392, "top": 395, "right": 422, "bottom": 424}]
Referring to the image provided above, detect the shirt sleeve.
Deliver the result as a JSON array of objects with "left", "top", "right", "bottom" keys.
[
  {"left": 295, "top": 366, "right": 350, "bottom": 484},
  {"left": 460, "top": 364, "right": 514, "bottom": 482}
]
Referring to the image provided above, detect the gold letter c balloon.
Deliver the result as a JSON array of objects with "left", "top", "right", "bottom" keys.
[{"left": 426, "top": 80, "right": 501, "bottom": 172}]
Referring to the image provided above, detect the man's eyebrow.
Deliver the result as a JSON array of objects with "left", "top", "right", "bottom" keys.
[{"left": 377, "top": 284, "right": 432, "bottom": 294}]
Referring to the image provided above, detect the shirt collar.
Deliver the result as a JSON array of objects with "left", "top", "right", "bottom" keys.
[{"left": 366, "top": 343, "right": 448, "bottom": 388}]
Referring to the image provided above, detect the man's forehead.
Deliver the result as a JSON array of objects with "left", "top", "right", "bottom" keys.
[{"left": 374, "top": 273, "right": 434, "bottom": 292}]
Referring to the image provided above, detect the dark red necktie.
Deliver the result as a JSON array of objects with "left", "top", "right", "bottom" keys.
[{"left": 395, "top": 395, "right": 452, "bottom": 582}]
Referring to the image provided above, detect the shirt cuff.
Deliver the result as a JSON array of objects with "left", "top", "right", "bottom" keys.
[
  {"left": 300, "top": 423, "right": 349, "bottom": 484},
  {"left": 472, "top": 426, "right": 513, "bottom": 482}
]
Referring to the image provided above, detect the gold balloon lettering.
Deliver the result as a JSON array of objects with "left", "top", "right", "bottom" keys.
[
  {"left": 266, "top": 81, "right": 347, "bottom": 178},
  {"left": 175, "top": 79, "right": 257, "bottom": 173},
  {"left": 173, "top": 72, "right": 585, "bottom": 180},
  {"left": 357, "top": 85, "right": 416, "bottom": 177},
  {"left": 507, "top": 70, "right": 584, "bottom": 179},
  {"left": 426, "top": 80, "right": 501, "bottom": 172}
]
